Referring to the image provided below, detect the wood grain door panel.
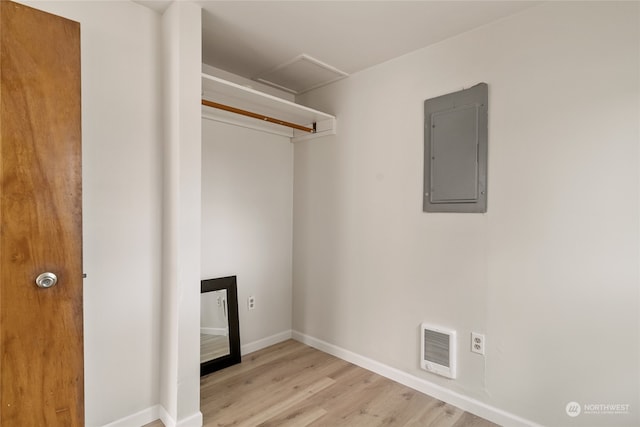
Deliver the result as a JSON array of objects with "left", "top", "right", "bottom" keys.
[{"left": 0, "top": 2, "right": 83, "bottom": 425}]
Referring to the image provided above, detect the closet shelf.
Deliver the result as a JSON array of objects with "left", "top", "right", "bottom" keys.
[{"left": 201, "top": 73, "right": 336, "bottom": 142}]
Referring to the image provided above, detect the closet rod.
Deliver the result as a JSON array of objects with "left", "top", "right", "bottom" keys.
[{"left": 201, "top": 99, "right": 315, "bottom": 133}]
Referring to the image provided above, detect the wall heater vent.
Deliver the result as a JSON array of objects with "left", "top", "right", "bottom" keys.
[{"left": 420, "top": 323, "right": 456, "bottom": 379}]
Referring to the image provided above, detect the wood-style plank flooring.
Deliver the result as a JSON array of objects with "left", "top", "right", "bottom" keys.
[{"left": 144, "top": 340, "right": 498, "bottom": 427}]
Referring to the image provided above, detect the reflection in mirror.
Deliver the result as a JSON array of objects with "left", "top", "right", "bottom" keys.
[
  {"left": 201, "top": 276, "right": 241, "bottom": 376},
  {"left": 200, "top": 289, "right": 230, "bottom": 363}
]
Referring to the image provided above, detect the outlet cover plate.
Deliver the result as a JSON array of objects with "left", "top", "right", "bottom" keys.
[{"left": 471, "top": 332, "right": 485, "bottom": 355}]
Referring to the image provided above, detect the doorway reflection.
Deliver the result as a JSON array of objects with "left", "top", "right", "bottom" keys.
[{"left": 200, "top": 289, "right": 230, "bottom": 363}]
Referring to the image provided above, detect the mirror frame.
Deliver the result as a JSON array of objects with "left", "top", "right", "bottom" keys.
[{"left": 201, "top": 276, "right": 241, "bottom": 376}]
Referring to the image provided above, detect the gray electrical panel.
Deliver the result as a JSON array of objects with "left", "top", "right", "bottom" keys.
[{"left": 423, "top": 83, "right": 488, "bottom": 213}]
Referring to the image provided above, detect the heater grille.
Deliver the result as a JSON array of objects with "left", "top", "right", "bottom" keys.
[
  {"left": 423, "top": 329, "right": 450, "bottom": 367},
  {"left": 420, "top": 324, "right": 456, "bottom": 379}
]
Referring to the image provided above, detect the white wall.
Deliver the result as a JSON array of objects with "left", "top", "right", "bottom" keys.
[
  {"left": 21, "top": 1, "right": 163, "bottom": 426},
  {"left": 294, "top": 2, "right": 639, "bottom": 427},
  {"left": 201, "top": 119, "right": 293, "bottom": 349}
]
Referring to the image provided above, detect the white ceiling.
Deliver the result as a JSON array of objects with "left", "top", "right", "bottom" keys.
[
  {"left": 135, "top": 1, "right": 540, "bottom": 92},
  {"left": 198, "top": 1, "right": 539, "bottom": 91}
]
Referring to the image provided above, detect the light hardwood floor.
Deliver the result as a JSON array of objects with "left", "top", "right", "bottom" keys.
[{"left": 144, "top": 340, "right": 498, "bottom": 427}]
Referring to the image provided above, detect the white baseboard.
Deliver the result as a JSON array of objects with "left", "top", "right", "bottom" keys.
[
  {"left": 241, "top": 329, "right": 292, "bottom": 355},
  {"left": 291, "top": 330, "right": 542, "bottom": 427},
  {"left": 176, "top": 411, "right": 203, "bottom": 427},
  {"left": 99, "top": 329, "right": 291, "bottom": 427},
  {"left": 101, "top": 405, "right": 202, "bottom": 427},
  {"left": 100, "top": 405, "right": 160, "bottom": 427},
  {"left": 158, "top": 406, "right": 174, "bottom": 427},
  {"left": 159, "top": 406, "right": 203, "bottom": 427}
]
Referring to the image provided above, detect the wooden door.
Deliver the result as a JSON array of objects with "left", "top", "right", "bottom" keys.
[{"left": 0, "top": 1, "right": 83, "bottom": 425}]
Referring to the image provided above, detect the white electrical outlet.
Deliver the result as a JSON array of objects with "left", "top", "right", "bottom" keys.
[
  {"left": 471, "top": 332, "right": 485, "bottom": 355},
  {"left": 247, "top": 296, "right": 256, "bottom": 310}
]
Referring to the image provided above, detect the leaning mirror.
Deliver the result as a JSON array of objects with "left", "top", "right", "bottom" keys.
[{"left": 201, "top": 276, "right": 241, "bottom": 376}]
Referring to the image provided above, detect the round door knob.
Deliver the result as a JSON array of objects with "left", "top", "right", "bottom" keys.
[{"left": 35, "top": 272, "right": 58, "bottom": 288}]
